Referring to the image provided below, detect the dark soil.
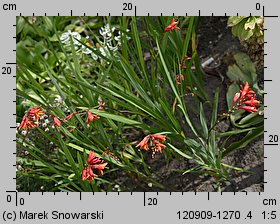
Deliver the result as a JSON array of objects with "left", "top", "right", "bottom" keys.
[{"left": 113, "top": 17, "right": 264, "bottom": 192}]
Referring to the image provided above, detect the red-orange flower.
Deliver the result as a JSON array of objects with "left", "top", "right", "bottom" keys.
[
  {"left": 98, "top": 102, "right": 105, "bottom": 110},
  {"left": 63, "top": 112, "right": 78, "bottom": 121},
  {"left": 152, "top": 134, "right": 166, "bottom": 142},
  {"left": 86, "top": 109, "right": 100, "bottom": 124},
  {"left": 19, "top": 114, "right": 37, "bottom": 130},
  {"left": 53, "top": 116, "right": 61, "bottom": 127},
  {"left": 180, "top": 55, "right": 191, "bottom": 70},
  {"left": 19, "top": 105, "right": 45, "bottom": 130},
  {"left": 136, "top": 134, "right": 167, "bottom": 158},
  {"left": 232, "top": 82, "right": 261, "bottom": 113},
  {"left": 243, "top": 96, "right": 260, "bottom": 107},
  {"left": 136, "top": 135, "right": 150, "bottom": 151},
  {"left": 164, "top": 18, "right": 180, "bottom": 33},
  {"left": 238, "top": 106, "right": 258, "bottom": 113},
  {"left": 28, "top": 105, "right": 45, "bottom": 122},
  {"left": 82, "top": 150, "right": 107, "bottom": 182},
  {"left": 176, "top": 74, "right": 184, "bottom": 85},
  {"left": 82, "top": 167, "right": 97, "bottom": 182}
]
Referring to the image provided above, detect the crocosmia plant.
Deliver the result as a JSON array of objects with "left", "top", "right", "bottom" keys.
[{"left": 16, "top": 16, "right": 264, "bottom": 192}]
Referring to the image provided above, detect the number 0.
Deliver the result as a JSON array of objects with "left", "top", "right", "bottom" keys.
[{"left": 256, "top": 3, "right": 261, "bottom": 10}]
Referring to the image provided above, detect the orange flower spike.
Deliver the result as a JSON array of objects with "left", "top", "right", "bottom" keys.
[
  {"left": 136, "top": 135, "right": 150, "bottom": 150},
  {"left": 63, "top": 112, "right": 78, "bottom": 121},
  {"left": 53, "top": 116, "right": 61, "bottom": 127},
  {"left": 238, "top": 105, "right": 258, "bottom": 113},
  {"left": 164, "top": 18, "right": 180, "bottom": 33},
  {"left": 87, "top": 150, "right": 101, "bottom": 165},
  {"left": 81, "top": 167, "right": 97, "bottom": 182},
  {"left": 240, "top": 82, "right": 250, "bottom": 99},
  {"left": 91, "top": 163, "right": 108, "bottom": 175},
  {"left": 152, "top": 134, "right": 166, "bottom": 142},
  {"left": 18, "top": 105, "right": 45, "bottom": 130},
  {"left": 86, "top": 109, "right": 100, "bottom": 124},
  {"left": 19, "top": 114, "right": 37, "bottom": 130},
  {"left": 28, "top": 105, "right": 45, "bottom": 122},
  {"left": 155, "top": 141, "right": 167, "bottom": 151},
  {"left": 243, "top": 97, "right": 260, "bottom": 107}
]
